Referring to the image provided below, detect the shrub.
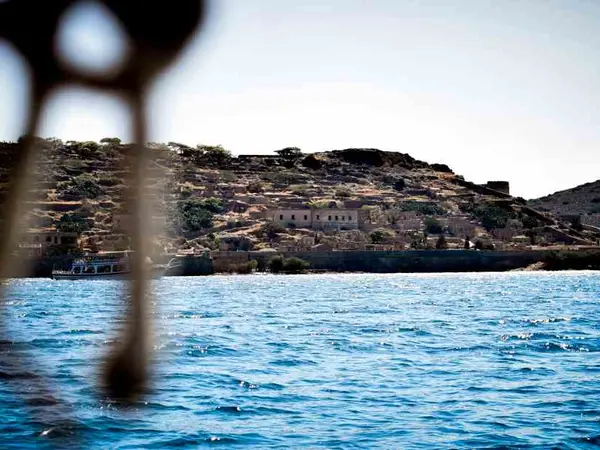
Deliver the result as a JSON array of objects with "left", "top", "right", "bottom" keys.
[
  {"left": 97, "top": 174, "right": 120, "bottom": 187},
  {"left": 247, "top": 181, "right": 263, "bottom": 193},
  {"left": 399, "top": 200, "right": 445, "bottom": 215},
  {"left": 231, "top": 260, "right": 258, "bottom": 274},
  {"left": 269, "top": 255, "right": 284, "bottom": 273},
  {"left": 199, "top": 197, "right": 224, "bottom": 214},
  {"left": 289, "top": 184, "right": 308, "bottom": 195},
  {"left": 370, "top": 229, "right": 393, "bottom": 244},
  {"left": 471, "top": 204, "right": 512, "bottom": 231},
  {"left": 58, "top": 173, "right": 103, "bottom": 200},
  {"left": 283, "top": 257, "right": 309, "bottom": 274},
  {"left": 570, "top": 216, "right": 583, "bottom": 231},
  {"left": 56, "top": 213, "right": 90, "bottom": 233},
  {"left": 335, "top": 187, "right": 352, "bottom": 198},
  {"left": 424, "top": 217, "right": 443, "bottom": 234},
  {"left": 264, "top": 222, "right": 285, "bottom": 240},
  {"left": 393, "top": 179, "right": 405, "bottom": 191},
  {"left": 268, "top": 256, "right": 309, "bottom": 274},
  {"left": 522, "top": 215, "right": 539, "bottom": 229},
  {"left": 171, "top": 198, "right": 215, "bottom": 232}
]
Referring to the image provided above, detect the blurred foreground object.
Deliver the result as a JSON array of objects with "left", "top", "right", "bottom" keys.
[{"left": 0, "top": 0, "right": 208, "bottom": 403}]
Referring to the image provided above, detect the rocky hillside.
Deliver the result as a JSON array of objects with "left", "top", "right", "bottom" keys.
[
  {"left": 1, "top": 138, "right": 599, "bottom": 255},
  {"left": 530, "top": 180, "right": 600, "bottom": 228}
]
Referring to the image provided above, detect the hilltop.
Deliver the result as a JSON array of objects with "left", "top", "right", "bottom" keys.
[
  {"left": 1, "top": 138, "right": 599, "bottom": 259},
  {"left": 530, "top": 180, "right": 600, "bottom": 228}
]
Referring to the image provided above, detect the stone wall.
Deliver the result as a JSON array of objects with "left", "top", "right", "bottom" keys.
[{"left": 248, "top": 249, "right": 576, "bottom": 273}]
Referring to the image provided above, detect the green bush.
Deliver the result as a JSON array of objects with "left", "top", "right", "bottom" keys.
[
  {"left": 370, "top": 229, "right": 394, "bottom": 244},
  {"left": 471, "top": 204, "right": 512, "bottom": 231},
  {"left": 97, "top": 174, "right": 120, "bottom": 187},
  {"left": 289, "top": 184, "right": 308, "bottom": 195},
  {"left": 269, "top": 255, "right": 285, "bottom": 273},
  {"left": 283, "top": 257, "right": 309, "bottom": 274},
  {"left": 247, "top": 181, "right": 264, "bottom": 193},
  {"left": 399, "top": 200, "right": 445, "bottom": 215},
  {"left": 335, "top": 187, "right": 352, "bottom": 198},
  {"left": 58, "top": 173, "right": 103, "bottom": 199},
  {"left": 264, "top": 222, "right": 284, "bottom": 239},
  {"left": 230, "top": 260, "right": 258, "bottom": 274},
  {"left": 424, "top": 217, "right": 443, "bottom": 234},
  {"left": 170, "top": 198, "right": 216, "bottom": 233},
  {"left": 522, "top": 215, "right": 539, "bottom": 229},
  {"left": 56, "top": 213, "right": 90, "bottom": 233},
  {"left": 268, "top": 256, "right": 309, "bottom": 274},
  {"left": 199, "top": 197, "right": 224, "bottom": 214}
]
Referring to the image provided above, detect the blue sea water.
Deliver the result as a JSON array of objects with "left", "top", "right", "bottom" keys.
[{"left": 1, "top": 272, "right": 600, "bottom": 449}]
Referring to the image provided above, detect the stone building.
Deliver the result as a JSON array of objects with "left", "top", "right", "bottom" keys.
[
  {"left": 269, "top": 208, "right": 360, "bottom": 230},
  {"left": 23, "top": 229, "right": 79, "bottom": 249}
]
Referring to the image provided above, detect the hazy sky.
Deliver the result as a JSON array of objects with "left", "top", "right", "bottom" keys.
[{"left": 1, "top": 0, "right": 599, "bottom": 199}]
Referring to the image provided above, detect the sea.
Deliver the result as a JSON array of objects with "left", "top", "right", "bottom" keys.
[{"left": 1, "top": 272, "right": 599, "bottom": 449}]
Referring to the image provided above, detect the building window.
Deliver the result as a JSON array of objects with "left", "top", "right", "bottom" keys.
[
  {"left": 46, "top": 236, "right": 52, "bottom": 243},
  {"left": 291, "top": 214, "right": 295, "bottom": 220},
  {"left": 316, "top": 215, "right": 320, "bottom": 220},
  {"left": 335, "top": 215, "right": 338, "bottom": 221},
  {"left": 342, "top": 216, "right": 345, "bottom": 220},
  {"left": 328, "top": 215, "right": 332, "bottom": 221},
  {"left": 304, "top": 215, "right": 308, "bottom": 220},
  {"left": 279, "top": 214, "right": 283, "bottom": 220}
]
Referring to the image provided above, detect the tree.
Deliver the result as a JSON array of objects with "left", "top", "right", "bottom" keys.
[
  {"left": 435, "top": 235, "right": 448, "bottom": 249},
  {"left": 275, "top": 147, "right": 302, "bottom": 158},
  {"left": 100, "top": 137, "right": 121, "bottom": 145},
  {"left": 168, "top": 141, "right": 192, "bottom": 155},
  {"left": 199, "top": 144, "right": 231, "bottom": 166}
]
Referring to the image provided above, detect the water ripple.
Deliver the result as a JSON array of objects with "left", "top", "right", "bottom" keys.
[{"left": 1, "top": 272, "right": 599, "bottom": 448}]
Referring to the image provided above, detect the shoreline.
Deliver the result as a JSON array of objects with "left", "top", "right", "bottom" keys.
[{"left": 19, "top": 248, "right": 600, "bottom": 278}]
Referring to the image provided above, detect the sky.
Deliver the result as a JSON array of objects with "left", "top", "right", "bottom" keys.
[{"left": 1, "top": 0, "right": 600, "bottom": 199}]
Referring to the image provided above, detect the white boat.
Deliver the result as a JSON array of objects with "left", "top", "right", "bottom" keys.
[{"left": 51, "top": 250, "right": 165, "bottom": 280}]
